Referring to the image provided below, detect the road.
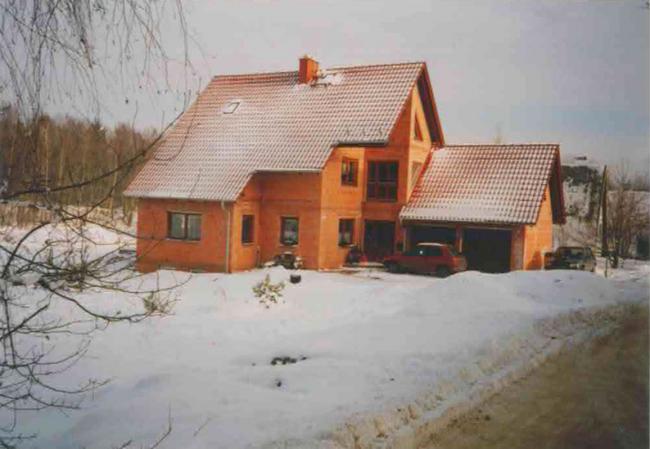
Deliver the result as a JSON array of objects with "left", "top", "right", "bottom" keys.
[{"left": 425, "top": 304, "right": 649, "bottom": 449}]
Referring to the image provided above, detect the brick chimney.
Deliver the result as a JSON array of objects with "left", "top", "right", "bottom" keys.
[{"left": 298, "top": 55, "right": 319, "bottom": 84}]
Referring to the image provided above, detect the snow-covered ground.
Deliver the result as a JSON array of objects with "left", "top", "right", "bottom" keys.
[{"left": 1, "top": 225, "right": 648, "bottom": 449}]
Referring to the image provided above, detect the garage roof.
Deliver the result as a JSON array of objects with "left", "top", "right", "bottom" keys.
[{"left": 401, "top": 144, "right": 566, "bottom": 225}]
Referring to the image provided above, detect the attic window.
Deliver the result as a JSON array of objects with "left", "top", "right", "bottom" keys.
[{"left": 222, "top": 100, "right": 240, "bottom": 114}]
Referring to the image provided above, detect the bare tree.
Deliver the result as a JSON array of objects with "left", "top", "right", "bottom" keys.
[
  {"left": 606, "top": 163, "right": 650, "bottom": 268},
  {"left": 0, "top": 1, "right": 196, "bottom": 446}
]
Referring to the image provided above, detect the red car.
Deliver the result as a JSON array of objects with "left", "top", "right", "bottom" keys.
[{"left": 383, "top": 243, "right": 467, "bottom": 277}]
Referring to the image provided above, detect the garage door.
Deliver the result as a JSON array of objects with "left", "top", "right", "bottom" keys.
[{"left": 462, "top": 228, "right": 512, "bottom": 273}]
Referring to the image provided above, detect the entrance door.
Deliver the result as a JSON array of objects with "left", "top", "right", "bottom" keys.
[{"left": 363, "top": 220, "right": 396, "bottom": 261}]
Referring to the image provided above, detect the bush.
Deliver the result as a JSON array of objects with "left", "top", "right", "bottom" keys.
[
  {"left": 142, "top": 292, "right": 174, "bottom": 315},
  {"left": 253, "top": 274, "right": 285, "bottom": 308}
]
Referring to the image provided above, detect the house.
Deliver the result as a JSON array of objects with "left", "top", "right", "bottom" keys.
[{"left": 124, "top": 56, "right": 565, "bottom": 273}]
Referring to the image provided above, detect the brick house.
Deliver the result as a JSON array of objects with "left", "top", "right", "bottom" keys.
[{"left": 124, "top": 56, "right": 565, "bottom": 273}]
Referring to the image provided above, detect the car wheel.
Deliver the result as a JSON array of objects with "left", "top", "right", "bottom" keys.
[
  {"left": 436, "top": 266, "right": 451, "bottom": 278},
  {"left": 385, "top": 262, "right": 400, "bottom": 273}
]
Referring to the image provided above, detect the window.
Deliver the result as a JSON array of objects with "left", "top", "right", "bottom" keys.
[
  {"left": 168, "top": 212, "right": 201, "bottom": 241},
  {"left": 221, "top": 100, "right": 240, "bottom": 114},
  {"left": 341, "top": 158, "right": 358, "bottom": 186},
  {"left": 338, "top": 219, "right": 354, "bottom": 246},
  {"left": 407, "top": 245, "right": 442, "bottom": 256},
  {"left": 413, "top": 115, "right": 424, "bottom": 141},
  {"left": 559, "top": 247, "right": 585, "bottom": 258},
  {"left": 367, "top": 161, "right": 398, "bottom": 201},
  {"left": 425, "top": 246, "right": 443, "bottom": 257},
  {"left": 187, "top": 214, "right": 201, "bottom": 240},
  {"left": 405, "top": 247, "right": 425, "bottom": 257},
  {"left": 280, "top": 217, "right": 299, "bottom": 246},
  {"left": 242, "top": 215, "right": 254, "bottom": 244}
]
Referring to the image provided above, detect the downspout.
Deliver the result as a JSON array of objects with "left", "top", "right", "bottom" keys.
[{"left": 221, "top": 201, "right": 231, "bottom": 273}]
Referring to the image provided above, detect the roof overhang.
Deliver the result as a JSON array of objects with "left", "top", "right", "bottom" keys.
[
  {"left": 400, "top": 219, "right": 522, "bottom": 229},
  {"left": 417, "top": 64, "right": 445, "bottom": 146},
  {"left": 548, "top": 148, "right": 566, "bottom": 225}
]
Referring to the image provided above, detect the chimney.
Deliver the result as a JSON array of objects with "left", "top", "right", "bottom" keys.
[{"left": 298, "top": 55, "right": 319, "bottom": 84}]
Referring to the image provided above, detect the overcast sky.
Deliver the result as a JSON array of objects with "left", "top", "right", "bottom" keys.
[{"left": 100, "top": 0, "right": 649, "bottom": 168}]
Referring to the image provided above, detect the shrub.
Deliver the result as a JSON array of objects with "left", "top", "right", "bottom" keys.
[
  {"left": 142, "top": 292, "right": 174, "bottom": 315},
  {"left": 253, "top": 274, "right": 285, "bottom": 308}
]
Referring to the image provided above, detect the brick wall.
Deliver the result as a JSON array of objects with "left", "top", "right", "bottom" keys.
[{"left": 136, "top": 198, "right": 228, "bottom": 272}]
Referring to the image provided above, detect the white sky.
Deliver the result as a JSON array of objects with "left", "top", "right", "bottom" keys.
[{"left": 95, "top": 0, "right": 650, "bottom": 168}]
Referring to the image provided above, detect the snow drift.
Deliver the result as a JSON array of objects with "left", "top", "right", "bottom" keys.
[{"left": 4, "top": 249, "right": 647, "bottom": 448}]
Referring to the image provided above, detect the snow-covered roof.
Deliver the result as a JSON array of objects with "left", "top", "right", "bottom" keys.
[
  {"left": 562, "top": 154, "right": 603, "bottom": 169},
  {"left": 125, "top": 62, "right": 434, "bottom": 201},
  {"left": 401, "top": 144, "right": 566, "bottom": 225}
]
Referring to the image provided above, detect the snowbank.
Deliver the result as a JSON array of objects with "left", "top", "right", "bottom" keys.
[{"left": 2, "top": 228, "right": 647, "bottom": 448}]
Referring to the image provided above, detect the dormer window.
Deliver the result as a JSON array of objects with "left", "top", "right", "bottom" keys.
[{"left": 222, "top": 100, "right": 240, "bottom": 114}]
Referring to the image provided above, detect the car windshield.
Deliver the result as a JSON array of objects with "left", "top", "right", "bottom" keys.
[
  {"left": 558, "top": 248, "right": 586, "bottom": 258},
  {"left": 446, "top": 245, "right": 459, "bottom": 256}
]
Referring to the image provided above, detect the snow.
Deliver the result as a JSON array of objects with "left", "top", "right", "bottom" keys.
[
  {"left": 315, "top": 71, "right": 344, "bottom": 86},
  {"left": 1, "top": 225, "right": 648, "bottom": 448},
  {"left": 562, "top": 154, "right": 603, "bottom": 169}
]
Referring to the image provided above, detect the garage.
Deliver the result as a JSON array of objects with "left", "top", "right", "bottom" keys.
[
  {"left": 462, "top": 228, "right": 512, "bottom": 273},
  {"left": 400, "top": 144, "right": 566, "bottom": 272}
]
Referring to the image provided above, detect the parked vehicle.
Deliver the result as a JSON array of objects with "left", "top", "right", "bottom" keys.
[
  {"left": 546, "top": 246, "right": 596, "bottom": 272},
  {"left": 382, "top": 242, "right": 467, "bottom": 277}
]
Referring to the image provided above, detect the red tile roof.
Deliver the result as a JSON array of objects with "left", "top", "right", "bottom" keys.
[
  {"left": 401, "top": 144, "right": 565, "bottom": 225},
  {"left": 125, "top": 62, "right": 426, "bottom": 201}
]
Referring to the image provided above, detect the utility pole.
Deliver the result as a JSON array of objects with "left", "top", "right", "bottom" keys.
[{"left": 600, "top": 166, "right": 608, "bottom": 277}]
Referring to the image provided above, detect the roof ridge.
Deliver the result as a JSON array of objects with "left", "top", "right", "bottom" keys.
[
  {"left": 211, "top": 61, "right": 425, "bottom": 80},
  {"left": 328, "top": 61, "right": 425, "bottom": 70},
  {"left": 442, "top": 143, "right": 560, "bottom": 148},
  {"left": 212, "top": 70, "right": 296, "bottom": 80}
]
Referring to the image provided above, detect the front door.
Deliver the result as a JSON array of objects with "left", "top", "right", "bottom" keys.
[{"left": 363, "top": 220, "right": 396, "bottom": 261}]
